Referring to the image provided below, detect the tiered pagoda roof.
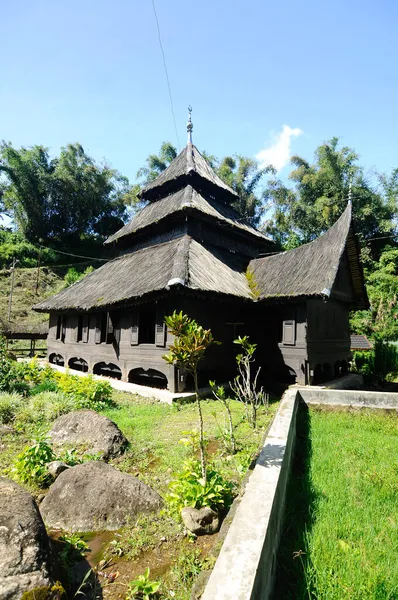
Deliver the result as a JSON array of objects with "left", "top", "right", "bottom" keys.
[{"left": 34, "top": 125, "right": 368, "bottom": 313}]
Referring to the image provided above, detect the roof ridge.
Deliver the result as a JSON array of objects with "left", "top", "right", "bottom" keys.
[{"left": 167, "top": 235, "right": 191, "bottom": 288}]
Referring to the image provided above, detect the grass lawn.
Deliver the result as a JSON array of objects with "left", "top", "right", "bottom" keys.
[
  {"left": 273, "top": 406, "right": 398, "bottom": 600},
  {"left": 0, "top": 389, "right": 279, "bottom": 599}
]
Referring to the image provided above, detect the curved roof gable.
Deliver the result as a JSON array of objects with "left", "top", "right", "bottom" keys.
[
  {"left": 139, "top": 143, "right": 238, "bottom": 202},
  {"left": 249, "top": 203, "right": 369, "bottom": 308}
]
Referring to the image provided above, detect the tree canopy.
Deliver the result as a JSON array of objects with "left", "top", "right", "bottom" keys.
[
  {"left": 263, "top": 137, "right": 397, "bottom": 252},
  {"left": 0, "top": 142, "right": 128, "bottom": 245}
]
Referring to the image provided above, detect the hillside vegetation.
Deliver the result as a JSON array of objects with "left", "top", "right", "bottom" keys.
[{"left": 0, "top": 266, "right": 63, "bottom": 328}]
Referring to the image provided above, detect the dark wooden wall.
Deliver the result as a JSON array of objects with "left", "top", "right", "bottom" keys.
[{"left": 46, "top": 293, "right": 352, "bottom": 392}]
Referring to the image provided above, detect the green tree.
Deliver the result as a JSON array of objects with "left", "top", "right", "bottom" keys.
[
  {"left": 136, "top": 141, "right": 177, "bottom": 184},
  {"left": 0, "top": 142, "right": 128, "bottom": 245},
  {"left": 163, "top": 311, "right": 220, "bottom": 483},
  {"left": 350, "top": 246, "right": 398, "bottom": 340},
  {"left": 216, "top": 155, "right": 274, "bottom": 226},
  {"left": 263, "top": 138, "right": 397, "bottom": 252}
]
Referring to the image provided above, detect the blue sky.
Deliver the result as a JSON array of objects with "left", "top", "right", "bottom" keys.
[{"left": 2, "top": 0, "right": 398, "bottom": 185}]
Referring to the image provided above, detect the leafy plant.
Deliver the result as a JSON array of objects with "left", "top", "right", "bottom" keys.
[
  {"left": 64, "top": 266, "right": 94, "bottom": 288},
  {"left": 14, "top": 436, "right": 55, "bottom": 486},
  {"left": 163, "top": 311, "right": 220, "bottom": 484},
  {"left": 209, "top": 382, "right": 237, "bottom": 454},
  {"left": 166, "top": 457, "right": 235, "bottom": 514},
  {"left": 54, "top": 372, "right": 113, "bottom": 410},
  {"left": 59, "top": 533, "right": 89, "bottom": 565},
  {"left": 230, "top": 336, "right": 268, "bottom": 429},
  {"left": 126, "top": 568, "right": 160, "bottom": 600}
]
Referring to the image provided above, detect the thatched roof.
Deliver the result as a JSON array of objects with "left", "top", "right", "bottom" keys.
[
  {"left": 106, "top": 185, "right": 270, "bottom": 246},
  {"left": 0, "top": 319, "right": 48, "bottom": 339},
  {"left": 249, "top": 203, "right": 369, "bottom": 308},
  {"left": 139, "top": 143, "right": 238, "bottom": 202},
  {"left": 33, "top": 236, "right": 252, "bottom": 312}
]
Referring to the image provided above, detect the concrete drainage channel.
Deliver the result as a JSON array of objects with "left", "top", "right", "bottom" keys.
[{"left": 201, "top": 378, "right": 398, "bottom": 600}]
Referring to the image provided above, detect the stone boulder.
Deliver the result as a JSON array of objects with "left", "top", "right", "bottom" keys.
[
  {"left": 181, "top": 506, "right": 220, "bottom": 535},
  {"left": 49, "top": 409, "right": 127, "bottom": 460},
  {"left": 0, "top": 477, "right": 53, "bottom": 599},
  {"left": 47, "top": 461, "right": 69, "bottom": 479},
  {"left": 40, "top": 461, "right": 163, "bottom": 532}
]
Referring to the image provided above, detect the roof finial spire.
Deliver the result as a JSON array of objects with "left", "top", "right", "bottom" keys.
[
  {"left": 187, "top": 105, "right": 193, "bottom": 145},
  {"left": 348, "top": 174, "right": 353, "bottom": 205}
]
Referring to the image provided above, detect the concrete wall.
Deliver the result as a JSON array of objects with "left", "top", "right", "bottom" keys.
[{"left": 201, "top": 389, "right": 300, "bottom": 600}]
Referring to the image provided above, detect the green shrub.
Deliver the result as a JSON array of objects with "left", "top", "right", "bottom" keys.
[
  {"left": 373, "top": 340, "right": 398, "bottom": 382},
  {"left": 30, "top": 380, "right": 59, "bottom": 395},
  {"left": 64, "top": 266, "right": 94, "bottom": 288},
  {"left": 353, "top": 341, "right": 398, "bottom": 382},
  {"left": 353, "top": 350, "right": 374, "bottom": 377},
  {"left": 14, "top": 437, "right": 55, "bottom": 486},
  {"left": 166, "top": 458, "right": 235, "bottom": 514},
  {"left": 14, "top": 392, "right": 76, "bottom": 429},
  {"left": 54, "top": 372, "right": 113, "bottom": 410},
  {"left": 0, "top": 392, "right": 23, "bottom": 424}
]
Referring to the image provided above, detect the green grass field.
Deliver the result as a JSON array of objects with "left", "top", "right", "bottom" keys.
[{"left": 273, "top": 406, "right": 398, "bottom": 600}]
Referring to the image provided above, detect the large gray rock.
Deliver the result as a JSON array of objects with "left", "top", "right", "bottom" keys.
[
  {"left": 181, "top": 506, "right": 220, "bottom": 535},
  {"left": 0, "top": 477, "right": 53, "bottom": 599},
  {"left": 40, "top": 461, "right": 163, "bottom": 532},
  {"left": 49, "top": 409, "right": 127, "bottom": 460}
]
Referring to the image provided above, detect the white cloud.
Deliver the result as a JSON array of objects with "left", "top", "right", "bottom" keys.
[{"left": 256, "top": 124, "right": 303, "bottom": 172}]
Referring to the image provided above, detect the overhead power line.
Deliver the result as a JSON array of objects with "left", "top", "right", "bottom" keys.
[
  {"left": 40, "top": 245, "right": 109, "bottom": 262},
  {"left": 151, "top": 0, "right": 181, "bottom": 150}
]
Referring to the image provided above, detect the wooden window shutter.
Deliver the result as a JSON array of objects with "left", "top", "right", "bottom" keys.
[
  {"left": 95, "top": 315, "right": 102, "bottom": 344},
  {"left": 131, "top": 310, "right": 139, "bottom": 346},
  {"left": 283, "top": 320, "right": 295, "bottom": 345},
  {"left": 155, "top": 306, "right": 166, "bottom": 347},
  {"left": 82, "top": 315, "right": 89, "bottom": 343}
]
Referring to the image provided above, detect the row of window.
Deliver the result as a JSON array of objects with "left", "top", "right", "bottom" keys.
[{"left": 55, "top": 306, "right": 166, "bottom": 346}]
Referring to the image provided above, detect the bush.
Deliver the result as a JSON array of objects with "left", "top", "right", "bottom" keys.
[
  {"left": 63, "top": 266, "right": 94, "bottom": 288},
  {"left": 14, "top": 392, "right": 76, "bottom": 429},
  {"left": 166, "top": 458, "right": 235, "bottom": 514},
  {"left": 353, "top": 341, "right": 398, "bottom": 382},
  {"left": 30, "top": 380, "right": 59, "bottom": 395},
  {"left": 54, "top": 372, "right": 113, "bottom": 410},
  {"left": 0, "top": 392, "right": 23, "bottom": 424},
  {"left": 14, "top": 437, "right": 55, "bottom": 486}
]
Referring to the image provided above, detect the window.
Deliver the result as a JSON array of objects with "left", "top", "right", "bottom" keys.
[
  {"left": 56, "top": 315, "right": 66, "bottom": 342},
  {"left": 138, "top": 306, "right": 156, "bottom": 344},
  {"left": 82, "top": 315, "right": 89, "bottom": 343},
  {"left": 77, "top": 316, "right": 83, "bottom": 342},
  {"left": 95, "top": 313, "right": 108, "bottom": 344},
  {"left": 56, "top": 316, "right": 62, "bottom": 340}
]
